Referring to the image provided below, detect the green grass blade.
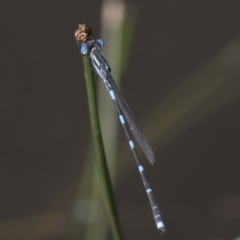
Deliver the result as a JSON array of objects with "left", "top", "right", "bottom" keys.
[{"left": 82, "top": 56, "right": 123, "bottom": 240}]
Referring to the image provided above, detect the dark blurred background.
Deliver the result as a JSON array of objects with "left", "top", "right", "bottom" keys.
[{"left": 1, "top": 0, "right": 240, "bottom": 240}]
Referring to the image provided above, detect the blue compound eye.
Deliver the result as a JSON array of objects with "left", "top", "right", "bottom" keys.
[
  {"left": 80, "top": 43, "right": 89, "bottom": 55},
  {"left": 96, "top": 39, "right": 104, "bottom": 49}
]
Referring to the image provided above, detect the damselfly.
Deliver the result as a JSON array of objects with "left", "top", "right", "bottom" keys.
[{"left": 75, "top": 24, "right": 166, "bottom": 234}]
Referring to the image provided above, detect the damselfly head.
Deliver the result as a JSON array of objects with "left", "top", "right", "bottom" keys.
[{"left": 75, "top": 24, "right": 93, "bottom": 43}]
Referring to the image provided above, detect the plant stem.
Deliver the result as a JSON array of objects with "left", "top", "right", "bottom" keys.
[{"left": 82, "top": 56, "right": 123, "bottom": 240}]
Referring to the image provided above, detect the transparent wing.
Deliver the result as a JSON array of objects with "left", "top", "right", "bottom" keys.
[
  {"left": 90, "top": 45, "right": 156, "bottom": 164},
  {"left": 107, "top": 74, "right": 156, "bottom": 164}
]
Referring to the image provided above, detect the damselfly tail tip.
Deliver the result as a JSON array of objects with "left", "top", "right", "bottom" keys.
[
  {"left": 156, "top": 221, "right": 166, "bottom": 235},
  {"left": 158, "top": 226, "right": 166, "bottom": 235}
]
